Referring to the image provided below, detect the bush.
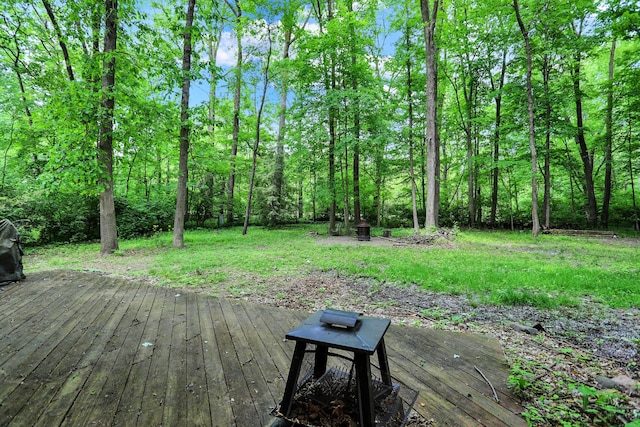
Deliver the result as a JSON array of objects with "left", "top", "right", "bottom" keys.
[
  {"left": 1, "top": 191, "right": 176, "bottom": 245},
  {"left": 25, "top": 192, "right": 100, "bottom": 244},
  {"left": 115, "top": 196, "right": 175, "bottom": 239}
]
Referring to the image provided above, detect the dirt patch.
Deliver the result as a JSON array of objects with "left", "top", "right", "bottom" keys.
[
  {"left": 314, "top": 235, "right": 401, "bottom": 247},
  {"left": 230, "top": 271, "right": 640, "bottom": 367},
  {"left": 312, "top": 233, "right": 457, "bottom": 249}
]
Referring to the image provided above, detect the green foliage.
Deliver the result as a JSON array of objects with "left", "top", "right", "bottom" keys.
[
  {"left": 115, "top": 196, "right": 175, "bottom": 240},
  {"left": 508, "top": 361, "right": 541, "bottom": 397},
  {"left": 25, "top": 192, "right": 100, "bottom": 244},
  {"left": 510, "top": 361, "right": 636, "bottom": 426},
  {"left": 492, "top": 289, "right": 561, "bottom": 309},
  {"left": 1, "top": 0, "right": 640, "bottom": 250},
  {"left": 578, "top": 385, "right": 626, "bottom": 424}
]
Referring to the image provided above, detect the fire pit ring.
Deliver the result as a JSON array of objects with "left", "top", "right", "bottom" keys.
[{"left": 356, "top": 221, "right": 371, "bottom": 241}]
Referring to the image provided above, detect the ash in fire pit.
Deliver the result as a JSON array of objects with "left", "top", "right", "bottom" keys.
[
  {"left": 278, "top": 367, "right": 411, "bottom": 427},
  {"left": 271, "top": 309, "right": 418, "bottom": 427}
]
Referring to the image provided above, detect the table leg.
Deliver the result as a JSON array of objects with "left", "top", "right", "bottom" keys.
[
  {"left": 314, "top": 345, "right": 328, "bottom": 378},
  {"left": 354, "top": 352, "right": 375, "bottom": 426},
  {"left": 377, "top": 337, "right": 392, "bottom": 385},
  {"left": 280, "top": 341, "right": 306, "bottom": 417}
]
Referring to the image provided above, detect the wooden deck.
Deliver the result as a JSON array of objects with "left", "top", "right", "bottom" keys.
[{"left": 0, "top": 271, "right": 526, "bottom": 426}]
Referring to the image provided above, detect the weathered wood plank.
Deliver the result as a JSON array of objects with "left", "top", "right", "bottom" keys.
[
  {"left": 0, "top": 274, "right": 97, "bottom": 367},
  {"left": 111, "top": 283, "right": 163, "bottom": 425},
  {"left": 59, "top": 277, "right": 146, "bottom": 427},
  {"left": 0, "top": 271, "right": 525, "bottom": 427},
  {"left": 218, "top": 298, "right": 269, "bottom": 426},
  {"left": 6, "top": 275, "right": 124, "bottom": 426},
  {"left": 233, "top": 300, "right": 286, "bottom": 410},
  {"left": 0, "top": 276, "right": 54, "bottom": 330},
  {"left": 249, "top": 304, "right": 297, "bottom": 382},
  {"left": 184, "top": 292, "right": 211, "bottom": 426},
  {"left": 136, "top": 284, "right": 176, "bottom": 426},
  {"left": 385, "top": 327, "right": 526, "bottom": 426},
  {"left": 81, "top": 280, "right": 153, "bottom": 425},
  {"left": 199, "top": 293, "right": 234, "bottom": 425},
  {"left": 162, "top": 289, "right": 189, "bottom": 427},
  {"left": 33, "top": 277, "right": 141, "bottom": 427},
  {"left": 0, "top": 274, "right": 101, "bottom": 412},
  {"left": 393, "top": 326, "right": 523, "bottom": 414}
]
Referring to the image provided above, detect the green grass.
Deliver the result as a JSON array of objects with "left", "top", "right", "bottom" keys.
[{"left": 24, "top": 225, "right": 640, "bottom": 309}]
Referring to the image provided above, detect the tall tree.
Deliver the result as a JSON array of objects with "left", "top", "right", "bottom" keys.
[
  {"left": 268, "top": 0, "right": 305, "bottom": 227},
  {"left": 206, "top": 3, "right": 223, "bottom": 140},
  {"left": 541, "top": 54, "right": 553, "bottom": 229},
  {"left": 99, "top": 0, "right": 119, "bottom": 254},
  {"left": 489, "top": 48, "right": 507, "bottom": 226},
  {"left": 569, "top": 10, "right": 598, "bottom": 227},
  {"left": 513, "top": 0, "right": 541, "bottom": 237},
  {"left": 243, "top": 24, "right": 272, "bottom": 235},
  {"left": 225, "top": 0, "right": 243, "bottom": 226},
  {"left": 347, "top": 0, "right": 361, "bottom": 225},
  {"left": 172, "top": 0, "right": 196, "bottom": 248},
  {"left": 326, "top": 0, "right": 338, "bottom": 235},
  {"left": 601, "top": 38, "right": 616, "bottom": 228},
  {"left": 420, "top": 0, "right": 440, "bottom": 229},
  {"left": 404, "top": 7, "right": 420, "bottom": 232}
]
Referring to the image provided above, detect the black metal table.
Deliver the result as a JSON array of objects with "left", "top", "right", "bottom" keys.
[{"left": 278, "top": 309, "right": 392, "bottom": 426}]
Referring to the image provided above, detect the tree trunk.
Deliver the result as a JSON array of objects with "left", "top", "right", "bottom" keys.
[
  {"left": 4, "top": 19, "right": 33, "bottom": 125},
  {"left": 298, "top": 178, "right": 303, "bottom": 220},
  {"left": 375, "top": 152, "right": 383, "bottom": 227},
  {"left": 312, "top": 168, "right": 317, "bottom": 221},
  {"left": 226, "top": 1, "right": 242, "bottom": 226},
  {"left": 629, "top": 127, "right": 639, "bottom": 231},
  {"left": 347, "top": 0, "right": 361, "bottom": 225},
  {"left": 2, "top": 114, "right": 16, "bottom": 192},
  {"left": 342, "top": 144, "right": 350, "bottom": 234},
  {"left": 406, "top": 24, "right": 420, "bottom": 232},
  {"left": 602, "top": 39, "right": 616, "bottom": 229},
  {"left": 269, "top": 24, "right": 292, "bottom": 227},
  {"left": 490, "top": 50, "right": 506, "bottom": 225},
  {"left": 420, "top": 0, "right": 440, "bottom": 230},
  {"left": 465, "top": 79, "right": 475, "bottom": 227},
  {"left": 327, "top": 0, "right": 337, "bottom": 235},
  {"left": 172, "top": 0, "right": 196, "bottom": 248},
  {"left": 542, "top": 55, "right": 552, "bottom": 229},
  {"left": 572, "top": 54, "right": 598, "bottom": 228},
  {"left": 243, "top": 27, "right": 272, "bottom": 235},
  {"left": 99, "top": 0, "right": 119, "bottom": 254},
  {"left": 207, "top": 16, "right": 222, "bottom": 140},
  {"left": 513, "top": 0, "right": 540, "bottom": 237}
]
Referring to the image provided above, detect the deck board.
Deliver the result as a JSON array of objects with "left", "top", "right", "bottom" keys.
[{"left": 0, "top": 271, "right": 526, "bottom": 426}]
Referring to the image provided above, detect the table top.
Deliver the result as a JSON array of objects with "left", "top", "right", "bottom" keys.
[{"left": 285, "top": 310, "right": 391, "bottom": 355}]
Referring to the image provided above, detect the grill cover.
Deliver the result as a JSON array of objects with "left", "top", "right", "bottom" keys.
[{"left": 0, "top": 219, "right": 26, "bottom": 286}]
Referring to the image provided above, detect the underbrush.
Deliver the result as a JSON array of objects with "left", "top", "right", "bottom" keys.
[{"left": 509, "top": 358, "right": 640, "bottom": 426}]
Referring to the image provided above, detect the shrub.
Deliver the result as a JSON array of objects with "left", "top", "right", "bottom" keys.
[
  {"left": 26, "top": 192, "right": 100, "bottom": 244},
  {"left": 115, "top": 196, "right": 175, "bottom": 239}
]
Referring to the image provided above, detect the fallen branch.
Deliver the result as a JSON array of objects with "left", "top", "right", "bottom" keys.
[{"left": 474, "top": 365, "right": 500, "bottom": 403}]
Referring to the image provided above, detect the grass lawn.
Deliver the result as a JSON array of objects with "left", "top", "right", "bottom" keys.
[{"left": 24, "top": 224, "right": 640, "bottom": 310}]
